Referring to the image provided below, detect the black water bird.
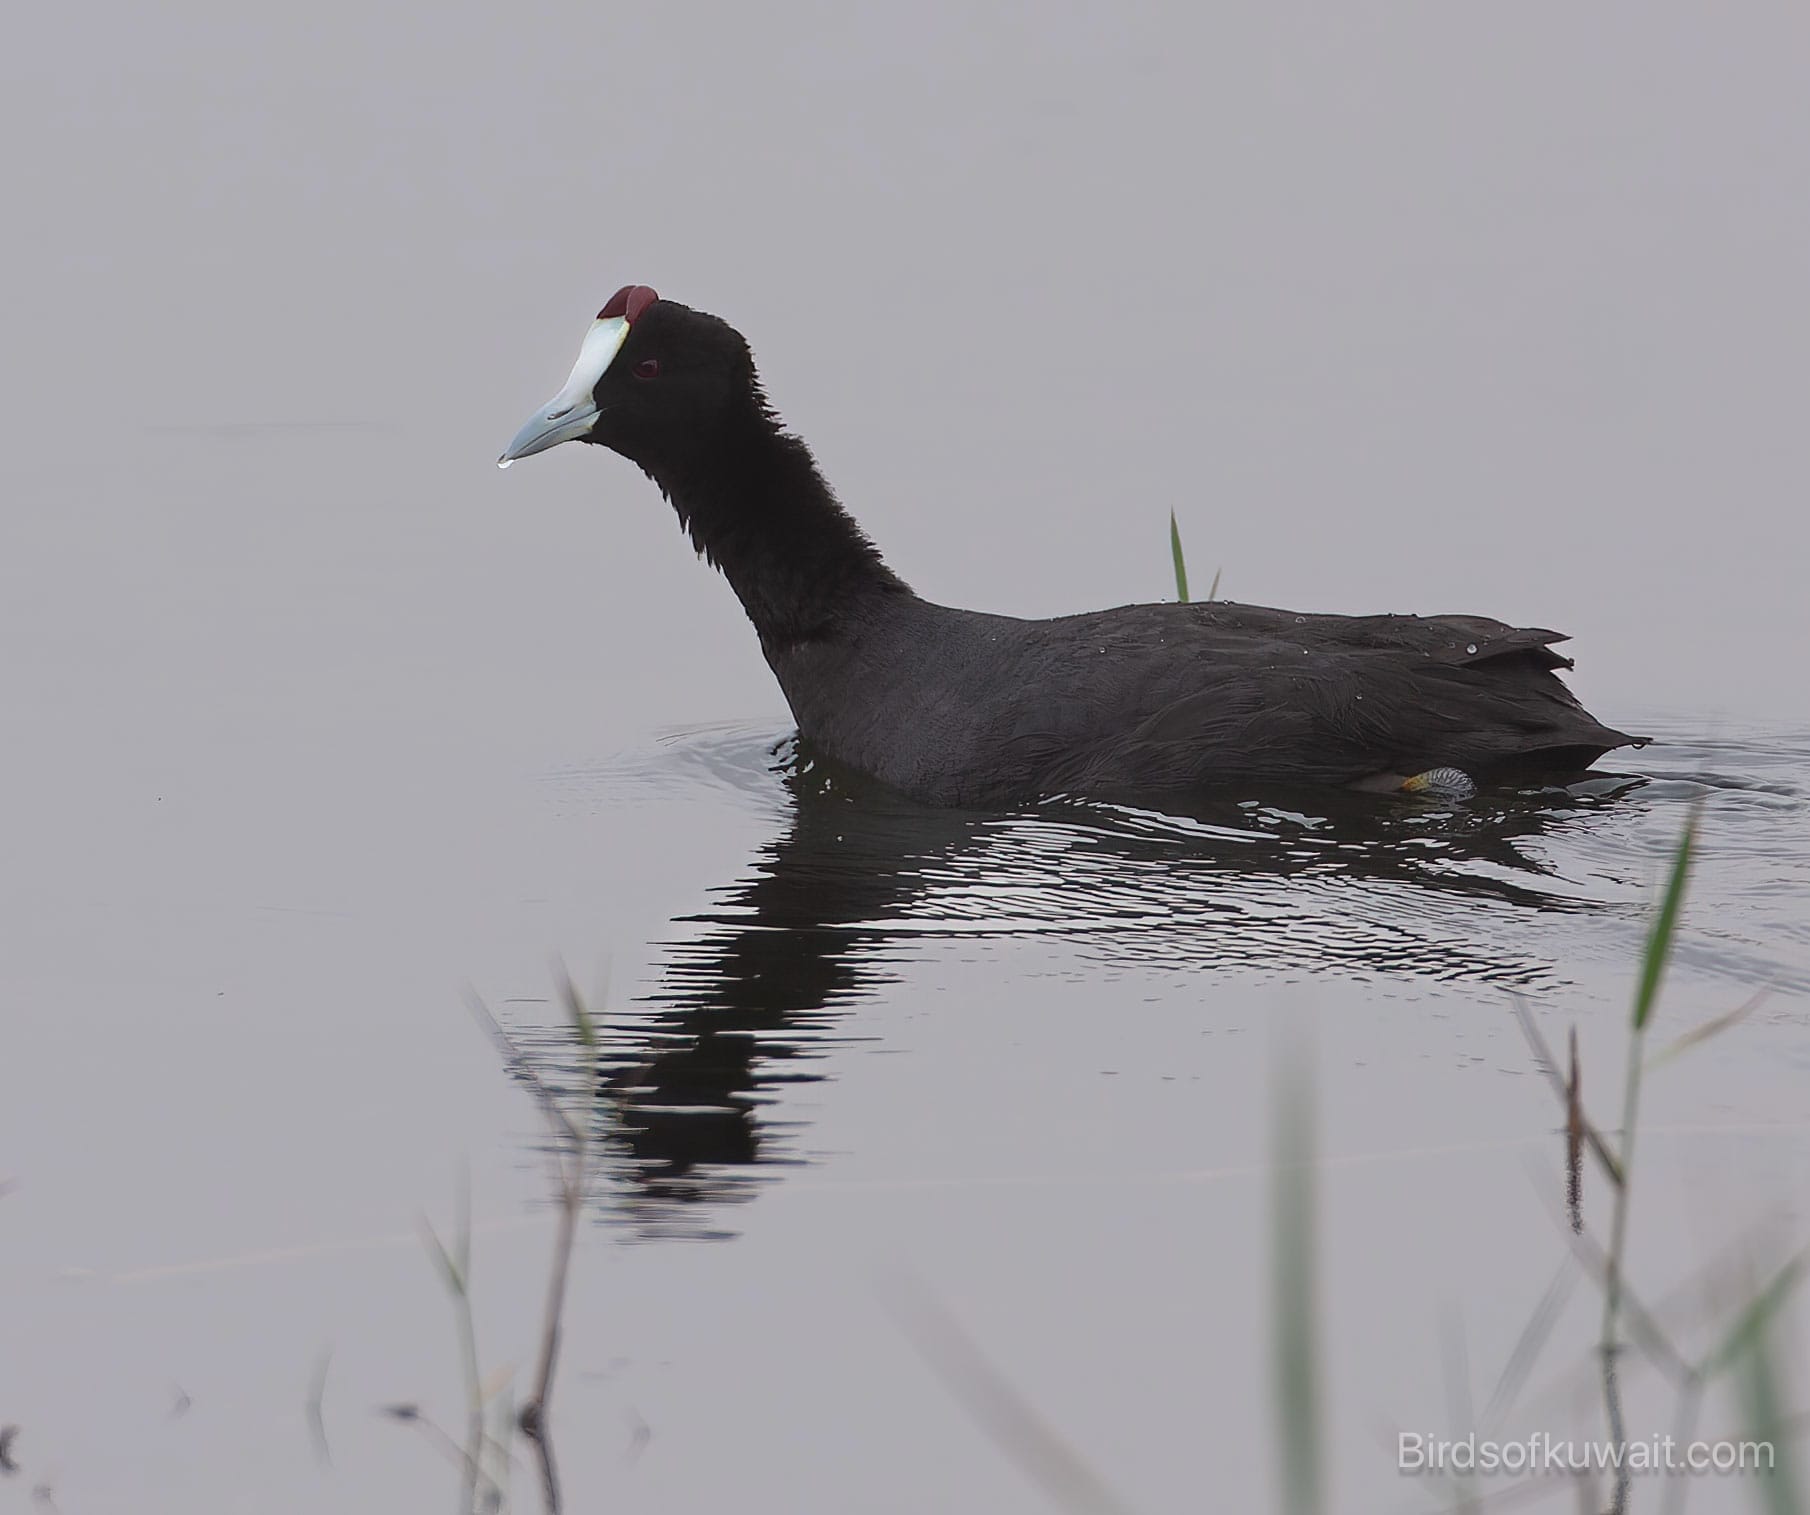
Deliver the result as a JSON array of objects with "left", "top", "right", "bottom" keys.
[{"left": 501, "top": 286, "right": 1641, "bottom": 807}]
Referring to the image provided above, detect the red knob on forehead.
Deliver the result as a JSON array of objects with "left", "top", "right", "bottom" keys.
[
  {"left": 597, "top": 284, "right": 660, "bottom": 323},
  {"left": 624, "top": 285, "right": 659, "bottom": 323}
]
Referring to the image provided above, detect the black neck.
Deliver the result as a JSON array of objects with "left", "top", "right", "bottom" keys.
[{"left": 643, "top": 413, "right": 910, "bottom": 649}]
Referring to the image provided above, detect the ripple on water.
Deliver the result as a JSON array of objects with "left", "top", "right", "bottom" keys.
[
  {"left": 539, "top": 717, "right": 1810, "bottom": 992},
  {"left": 523, "top": 715, "right": 1809, "bottom": 1233}
]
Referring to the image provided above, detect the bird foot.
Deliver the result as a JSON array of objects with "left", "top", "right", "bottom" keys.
[{"left": 1400, "top": 766, "right": 1477, "bottom": 800}]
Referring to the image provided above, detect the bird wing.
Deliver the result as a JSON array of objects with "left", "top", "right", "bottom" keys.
[{"left": 996, "top": 602, "right": 1636, "bottom": 791}]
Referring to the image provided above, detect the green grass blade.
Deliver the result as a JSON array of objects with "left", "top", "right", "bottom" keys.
[
  {"left": 880, "top": 1271, "right": 1137, "bottom": 1515},
  {"left": 1648, "top": 986, "right": 1767, "bottom": 1069},
  {"left": 1706, "top": 1254, "right": 1805, "bottom": 1378},
  {"left": 419, "top": 1217, "right": 464, "bottom": 1296},
  {"left": 558, "top": 966, "right": 600, "bottom": 1050},
  {"left": 1271, "top": 1037, "right": 1323, "bottom": 1515},
  {"left": 1632, "top": 809, "right": 1698, "bottom": 1030},
  {"left": 1733, "top": 1295, "right": 1801, "bottom": 1515},
  {"left": 1169, "top": 509, "right": 1190, "bottom": 604}
]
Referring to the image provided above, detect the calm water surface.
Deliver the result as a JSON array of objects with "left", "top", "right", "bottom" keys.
[
  {"left": 15, "top": 699, "right": 1806, "bottom": 1513},
  {"left": 5, "top": 3, "right": 1810, "bottom": 1512},
  {"left": 554, "top": 722, "right": 1807, "bottom": 1226}
]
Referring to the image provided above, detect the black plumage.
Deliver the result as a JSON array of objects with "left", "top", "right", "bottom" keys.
[{"left": 504, "top": 292, "right": 1642, "bottom": 807}]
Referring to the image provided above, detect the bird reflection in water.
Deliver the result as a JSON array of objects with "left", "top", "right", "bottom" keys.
[{"left": 535, "top": 734, "right": 1641, "bottom": 1237}]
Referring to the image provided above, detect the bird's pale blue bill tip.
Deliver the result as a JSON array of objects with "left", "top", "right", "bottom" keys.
[
  {"left": 498, "top": 314, "right": 631, "bottom": 470},
  {"left": 499, "top": 400, "right": 599, "bottom": 467}
]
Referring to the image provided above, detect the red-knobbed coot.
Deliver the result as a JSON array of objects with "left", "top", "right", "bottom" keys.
[{"left": 501, "top": 287, "right": 1642, "bottom": 806}]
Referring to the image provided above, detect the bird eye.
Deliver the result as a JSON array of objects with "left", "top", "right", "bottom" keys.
[{"left": 633, "top": 358, "right": 660, "bottom": 380}]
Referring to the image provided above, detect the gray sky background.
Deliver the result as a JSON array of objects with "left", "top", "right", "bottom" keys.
[{"left": 3, "top": 2, "right": 1805, "bottom": 737}]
